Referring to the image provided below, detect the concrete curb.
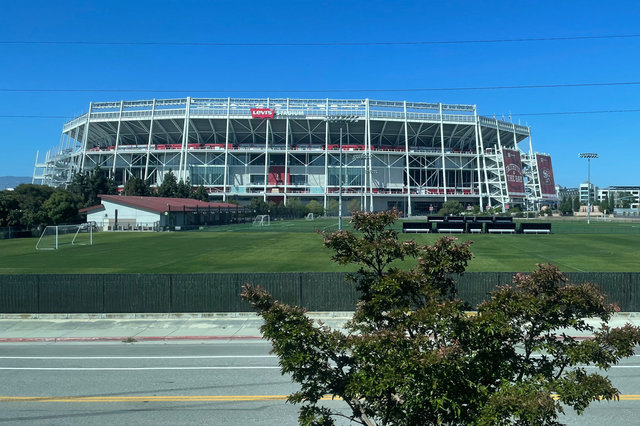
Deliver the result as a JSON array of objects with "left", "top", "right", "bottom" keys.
[
  {"left": 0, "top": 312, "right": 638, "bottom": 320},
  {"left": 0, "top": 312, "right": 354, "bottom": 320},
  {"left": 0, "top": 335, "right": 264, "bottom": 343}
]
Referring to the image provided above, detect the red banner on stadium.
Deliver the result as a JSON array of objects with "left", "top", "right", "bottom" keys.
[
  {"left": 250, "top": 108, "right": 274, "bottom": 119},
  {"left": 502, "top": 149, "right": 526, "bottom": 197},
  {"left": 536, "top": 154, "right": 557, "bottom": 199}
]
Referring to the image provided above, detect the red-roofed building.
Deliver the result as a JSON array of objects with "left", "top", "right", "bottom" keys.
[{"left": 84, "top": 195, "right": 247, "bottom": 231}]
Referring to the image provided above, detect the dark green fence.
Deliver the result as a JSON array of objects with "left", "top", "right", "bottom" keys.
[{"left": 0, "top": 272, "right": 638, "bottom": 313}]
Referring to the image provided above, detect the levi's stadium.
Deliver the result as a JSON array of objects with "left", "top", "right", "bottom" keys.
[{"left": 33, "top": 97, "right": 557, "bottom": 215}]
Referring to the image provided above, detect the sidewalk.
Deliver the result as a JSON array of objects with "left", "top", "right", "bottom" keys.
[
  {"left": 0, "top": 312, "right": 352, "bottom": 343},
  {"left": 0, "top": 312, "right": 639, "bottom": 343}
]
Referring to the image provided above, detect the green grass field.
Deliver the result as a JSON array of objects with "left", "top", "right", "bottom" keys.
[{"left": 1, "top": 218, "right": 639, "bottom": 274}]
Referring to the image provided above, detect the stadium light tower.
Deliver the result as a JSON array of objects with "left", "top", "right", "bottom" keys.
[
  {"left": 579, "top": 153, "right": 598, "bottom": 224},
  {"left": 325, "top": 115, "right": 359, "bottom": 230}
]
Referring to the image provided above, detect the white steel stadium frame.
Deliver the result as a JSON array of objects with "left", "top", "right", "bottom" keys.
[{"left": 33, "top": 97, "right": 556, "bottom": 215}]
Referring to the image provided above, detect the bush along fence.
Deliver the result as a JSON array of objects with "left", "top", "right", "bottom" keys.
[{"left": 0, "top": 272, "right": 639, "bottom": 314}]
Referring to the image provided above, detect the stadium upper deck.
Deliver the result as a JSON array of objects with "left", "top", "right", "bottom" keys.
[{"left": 34, "top": 97, "right": 556, "bottom": 215}]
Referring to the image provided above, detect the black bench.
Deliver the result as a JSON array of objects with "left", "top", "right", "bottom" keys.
[
  {"left": 436, "top": 222, "right": 466, "bottom": 233},
  {"left": 427, "top": 215, "right": 446, "bottom": 223},
  {"left": 486, "top": 222, "right": 517, "bottom": 234},
  {"left": 402, "top": 222, "right": 432, "bottom": 233},
  {"left": 520, "top": 223, "right": 552, "bottom": 234},
  {"left": 493, "top": 216, "right": 513, "bottom": 223},
  {"left": 467, "top": 223, "right": 483, "bottom": 233},
  {"left": 475, "top": 216, "right": 494, "bottom": 223},
  {"left": 446, "top": 216, "right": 465, "bottom": 223}
]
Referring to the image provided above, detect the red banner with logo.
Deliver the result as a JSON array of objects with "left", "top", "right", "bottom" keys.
[
  {"left": 536, "top": 154, "right": 557, "bottom": 199},
  {"left": 502, "top": 149, "right": 526, "bottom": 197},
  {"left": 250, "top": 108, "right": 274, "bottom": 119}
]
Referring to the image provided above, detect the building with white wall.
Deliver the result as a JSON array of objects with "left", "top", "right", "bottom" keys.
[{"left": 82, "top": 195, "right": 242, "bottom": 231}]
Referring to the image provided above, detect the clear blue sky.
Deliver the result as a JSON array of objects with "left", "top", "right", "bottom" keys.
[{"left": 1, "top": 0, "right": 639, "bottom": 188}]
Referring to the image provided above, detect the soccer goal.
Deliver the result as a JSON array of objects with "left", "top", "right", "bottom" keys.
[
  {"left": 36, "top": 224, "right": 93, "bottom": 250},
  {"left": 252, "top": 214, "right": 271, "bottom": 227},
  {"left": 596, "top": 214, "right": 612, "bottom": 222},
  {"left": 305, "top": 212, "right": 316, "bottom": 221}
]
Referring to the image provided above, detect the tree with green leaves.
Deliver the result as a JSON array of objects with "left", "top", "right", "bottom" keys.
[
  {"left": 573, "top": 195, "right": 581, "bottom": 211},
  {"left": 347, "top": 198, "right": 361, "bottom": 214},
  {"left": 176, "top": 178, "right": 193, "bottom": 198},
  {"left": 157, "top": 170, "right": 178, "bottom": 198},
  {"left": 0, "top": 190, "right": 21, "bottom": 226},
  {"left": 250, "top": 198, "right": 270, "bottom": 215},
  {"left": 559, "top": 196, "right": 573, "bottom": 215},
  {"left": 286, "top": 197, "right": 306, "bottom": 218},
  {"left": 607, "top": 194, "right": 616, "bottom": 212},
  {"left": 242, "top": 210, "right": 640, "bottom": 425},
  {"left": 325, "top": 199, "right": 339, "bottom": 216},
  {"left": 9, "top": 184, "right": 56, "bottom": 228},
  {"left": 192, "top": 185, "right": 209, "bottom": 201},
  {"left": 438, "top": 199, "right": 464, "bottom": 216},
  {"left": 68, "top": 168, "right": 117, "bottom": 207},
  {"left": 305, "top": 200, "right": 325, "bottom": 216},
  {"left": 41, "top": 189, "right": 81, "bottom": 225},
  {"left": 122, "top": 176, "right": 152, "bottom": 196}
]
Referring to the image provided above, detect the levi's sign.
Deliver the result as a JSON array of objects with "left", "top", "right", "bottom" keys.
[{"left": 251, "top": 108, "right": 274, "bottom": 118}]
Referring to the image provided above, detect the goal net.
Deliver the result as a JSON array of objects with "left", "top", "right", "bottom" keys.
[
  {"left": 36, "top": 225, "right": 93, "bottom": 250},
  {"left": 305, "top": 213, "right": 316, "bottom": 221},
  {"left": 252, "top": 215, "right": 271, "bottom": 227},
  {"left": 597, "top": 214, "right": 612, "bottom": 222}
]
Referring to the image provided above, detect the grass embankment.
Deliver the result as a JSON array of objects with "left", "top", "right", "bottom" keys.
[{"left": 0, "top": 218, "right": 638, "bottom": 274}]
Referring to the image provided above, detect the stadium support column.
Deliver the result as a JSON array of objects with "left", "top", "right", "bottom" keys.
[
  {"left": 527, "top": 128, "right": 541, "bottom": 206},
  {"left": 495, "top": 119, "right": 507, "bottom": 207},
  {"left": 284, "top": 98, "right": 290, "bottom": 205},
  {"left": 178, "top": 97, "right": 191, "bottom": 182},
  {"left": 111, "top": 101, "right": 124, "bottom": 178},
  {"left": 144, "top": 99, "right": 156, "bottom": 182},
  {"left": 263, "top": 98, "right": 270, "bottom": 202},
  {"left": 323, "top": 99, "right": 329, "bottom": 212},
  {"left": 80, "top": 102, "right": 93, "bottom": 172},
  {"left": 363, "top": 101, "right": 368, "bottom": 212},
  {"left": 363, "top": 98, "right": 373, "bottom": 212},
  {"left": 473, "top": 107, "right": 484, "bottom": 211},
  {"left": 403, "top": 101, "right": 412, "bottom": 217},
  {"left": 339, "top": 127, "right": 343, "bottom": 230},
  {"left": 511, "top": 124, "right": 519, "bottom": 208},
  {"left": 367, "top": 99, "right": 374, "bottom": 212},
  {"left": 222, "top": 97, "right": 231, "bottom": 201},
  {"left": 439, "top": 103, "right": 448, "bottom": 202},
  {"left": 478, "top": 119, "right": 491, "bottom": 208}
]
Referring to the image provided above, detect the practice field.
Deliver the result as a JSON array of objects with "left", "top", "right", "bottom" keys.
[{"left": 0, "top": 218, "right": 639, "bottom": 274}]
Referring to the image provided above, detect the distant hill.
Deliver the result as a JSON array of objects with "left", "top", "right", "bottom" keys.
[{"left": 0, "top": 176, "right": 32, "bottom": 190}]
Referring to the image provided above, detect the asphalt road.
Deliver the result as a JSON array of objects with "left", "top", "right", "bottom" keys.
[{"left": 0, "top": 342, "right": 639, "bottom": 425}]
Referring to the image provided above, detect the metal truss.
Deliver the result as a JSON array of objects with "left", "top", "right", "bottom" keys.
[{"left": 34, "top": 98, "right": 555, "bottom": 214}]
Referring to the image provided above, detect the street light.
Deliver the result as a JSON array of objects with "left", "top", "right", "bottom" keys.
[
  {"left": 578, "top": 153, "right": 598, "bottom": 224},
  {"left": 325, "top": 115, "right": 360, "bottom": 230}
]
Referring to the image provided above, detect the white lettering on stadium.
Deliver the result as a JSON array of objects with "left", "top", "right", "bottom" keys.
[{"left": 276, "top": 110, "right": 305, "bottom": 117}]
